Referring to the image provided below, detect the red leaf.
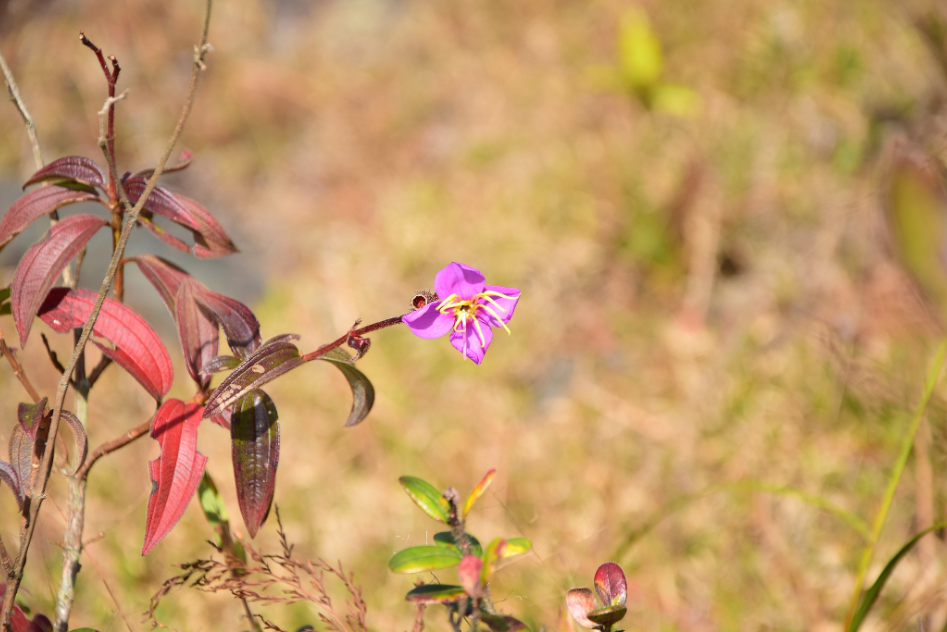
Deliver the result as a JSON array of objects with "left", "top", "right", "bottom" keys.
[
  {"left": 0, "top": 459, "right": 23, "bottom": 512},
  {"left": 0, "top": 185, "right": 101, "bottom": 249},
  {"left": 136, "top": 214, "right": 192, "bottom": 253},
  {"left": 23, "top": 156, "right": 106, "bottom": 190},
  {"left": 142, "top": 399, "right": 207, "bottom": 555},
  {"left": 12, "top": 214, "right": 108, "bottom": 345},
  {"left": 593, "top": 562, "right": 627, "bottom": 607},
  {"left": 175, "top": 280, "right": 220, "bottom": 388},
  {"left": 8, "top": 425, "right": 32, "bottom": 491},
  {"left": 458, "top": 555, "right": 484, "bottom": 597},
  {"left": 231, "top": 390, "right": 279, "bottom": 537},
  {"left": 203, "top": 340, "right": 304, "bottom": 418},
  {"left": 26, "top": 614, "right": 52, "bottom": 632},
  {"left": 194, "top": 290, "right": 261, "bottom": 359},
  {"left": 211, "top": 409, "right": 232, "bottom": 430},
  {"left": 17, "top": 397, "right": 48, "bottom": 440},
  {"left": 124, "top": 177, "right": 201, "bottom": 231},
  {"left": 177, "top": 194, "right": 239, "bottom": 258},
  {"left": 38, "top": 288, "right": 173, "bottom": 400}
]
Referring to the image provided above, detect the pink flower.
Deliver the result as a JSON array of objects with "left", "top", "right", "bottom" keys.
[{"left": 403, "top": 263, "right": 519, "bottom": 364}]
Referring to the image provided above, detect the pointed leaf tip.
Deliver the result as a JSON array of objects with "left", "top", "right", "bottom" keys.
[
  {"left": 0, "top": 185, "right": 101, "bottom": 251},
  {"left": 17, "top": 397, "right": 48, "bottom": 440},
  {"left": 463, "top": 468, "right": 496, "bottom": 519},
  {"left": 142, "top": 400, "right": 207, "bottom": 555}
]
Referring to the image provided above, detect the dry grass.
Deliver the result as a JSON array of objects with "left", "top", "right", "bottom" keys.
[{"left": 3, "top": 0, "right": 947, "bottom": 630}]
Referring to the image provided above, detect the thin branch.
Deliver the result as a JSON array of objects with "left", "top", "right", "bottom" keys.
[
  {"left": 86, "top": 357, "right": 112, "bottom": 388},
  {"left": 0, "top": 332, "right": 41, "bottom": 403},
  {"left": 40, "top": 334, "right": 71, "bottom": 383},
  {"left": 1, "top": 1, "right": 215, "bottom": 626},
  {"left": 0, "top": 48, "right": 43, "bottom": 169},
  {"left": 0, "top": 534, "right": 12, "bottom": 576},
  {"left": 76, "top": 419, "right": 151, "bottom": 480}
]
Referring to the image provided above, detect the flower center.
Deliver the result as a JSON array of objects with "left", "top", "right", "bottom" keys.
[{"left": 436, "top": 291, "right": 516, "bottom": 357}]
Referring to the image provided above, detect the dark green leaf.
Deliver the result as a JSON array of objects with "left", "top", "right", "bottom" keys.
[
  {"left": 404, "top": 584, "right": 467, "bottom": 604},
  {"left": 388, "top": 545, "right": 462, "bottom": 574},
  {"left": 433, "top": 531, "right": 483, "bottom": 557},
  {"left": 314, "top": 347, "right": 375, "bottom": 426},
  {"left": 231, "top": 390, "right": 280, "bottom": 538},
  {"left": 399, "top": 476, "right": 449, "bottom": 523}
]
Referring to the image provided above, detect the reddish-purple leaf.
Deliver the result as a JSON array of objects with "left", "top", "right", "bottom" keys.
[
  {"left": 0, "top": 459, "right": 23, "bottom": 511},
  {"left": 175, "top": 280, "right": 220, "bottom": 388},
  {"left": 26, "top": 613, "right": 52, "bottom": 632},
  {"left": 177, "top": 194, "right": 239, "bottom": 258},
  {"left": 194, "top": 290, "right": 261, "bottom": 359},
  {"left": 8, "top": 425, "right": 32, "bottom": 491},
  {"left": 124, "top": 176, "right": 201, "bottom": 231},
  {"left": 566, "top": 587, "right": 598, "bottom": 629},
  {"left": 38, "top": 288, "right": 174, "bottom": 400},
  {"left": 17, "top": 397, "right": 48, "bottom": 440},
  {"left": 0, "top": 185, "right": 102, "bottom": 249},
  {"left": 231, "top": 390, "right": 279, "bottom": 537},
  {"left": 129, "top": 254, "right": 189, "bottom": 310},
  {"left": 593, "top": 562, "right": 627, "bottom": 607},
  {"left": 202, "top": 341, "right": 304, "bottom": 418},
  {"left": 142, "top": 399, "right": 207, "bottom": 555},
  {"left": 61, "top": 410, "right": 88, "bottom": 476},
  {"left": 23, "top": 156, "right": 107, "bottom": 190},
  {"left": 12, "top": 214, "right": 108, "bottom": 346},
  {"left": 131, "top": 256, "right": 221, "bottom": 387},
  {"left": 136, "top": 214, "right": 192, "bottom": 253}
]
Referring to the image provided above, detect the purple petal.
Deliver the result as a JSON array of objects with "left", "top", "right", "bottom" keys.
[
  {"left": 434, "top": 263, "right": 485, "bottom": 300},
  {"left": 477, "top": 285, "right": 520, "bottom": 327},
  {"left": 403, "top": 301, "right": 455, "bottom": 339},
  {"left": 449, "top": 319, "right": 493, "bottom": 364}
]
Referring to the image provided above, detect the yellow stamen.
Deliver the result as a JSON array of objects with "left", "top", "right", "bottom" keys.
[{"left": 472, "top": 317, "right": 487, "bottom": 347}]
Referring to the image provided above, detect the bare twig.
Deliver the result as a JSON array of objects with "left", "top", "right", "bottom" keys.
[
  {"left": 40, "top": 334, "right": 71, "bottom": 383},
  {"left": 0, "top": 332, "right": 41, "bottom": 404},
  {"left": 0, "top": 48, "right": 43, "bottom": 169},
  {"left": 86, "top": 356, "right": 112, "bottom": 388},
  {"left": 76, "top": 418, "right": 151, "bottom": 480},
  {"left": 0, "top": 1, "right": 215, "bottom": 626},
  {"left": 0, "top": 535, "right": 12, "bottom": 576}
]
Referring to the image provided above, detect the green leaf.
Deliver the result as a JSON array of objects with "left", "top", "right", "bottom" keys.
[
  {"left": 463, "top": 468, "right": 495, "bottom": 519},
  {"left": 500, "top": 537, "right": 532, "bottom": 559},
  {"left": 399, "top": 476, "right": 450, "bottom": 523},
  {"left": 404, "top": 584, "right": 467, "bottom": 604},
  {"left": 388, "top": 545, "right": 462, "bottom": 574},
  {"left": 198, "top": 472, "right": 229, "bottom": 527},
  {"left": 433, "top": 531, "right": 483, "bottom": 557},
  {"left": 315, "top": 347, "right": 375, "bottom": 426},
  {"left": 618, "top": 10, "right": 663, "bottom": 89},
  {"left": 848, "top": 522, "right": 947, "bottom": 632}
]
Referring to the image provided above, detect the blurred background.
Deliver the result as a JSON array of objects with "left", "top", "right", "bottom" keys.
[{"left": 3, "top": 0, "right": 947, "bottom": 629}]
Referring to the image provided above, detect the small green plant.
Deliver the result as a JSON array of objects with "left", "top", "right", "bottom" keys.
[{"left": 389, "top": 470, "right": 531, "bottom": 631}]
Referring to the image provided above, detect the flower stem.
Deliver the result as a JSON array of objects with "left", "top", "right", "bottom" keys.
[{"left": 301, "top": 314, "right": 407, "bottom": 361}]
